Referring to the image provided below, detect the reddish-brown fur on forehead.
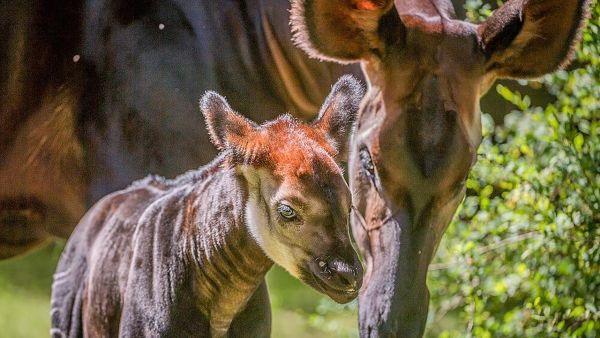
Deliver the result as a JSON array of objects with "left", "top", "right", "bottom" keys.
[{"left": 240, "top": 115, "right": 342, "bottom": 179}]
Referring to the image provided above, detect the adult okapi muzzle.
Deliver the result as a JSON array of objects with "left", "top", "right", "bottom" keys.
[{"left": 290, "top": 0, "right": 592, "bottom": 336}]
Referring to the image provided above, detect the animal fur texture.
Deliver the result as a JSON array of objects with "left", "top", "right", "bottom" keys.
[{"left": 51, "top": 76, "right": 365, "bottom": 338}]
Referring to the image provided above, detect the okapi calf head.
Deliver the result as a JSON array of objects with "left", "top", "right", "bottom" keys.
[
  {"left": 291, "top": 0, "right": 591, "bottom": 336},
  {"left": 201, "top": 75, "right": 365, "bottom": 303}
]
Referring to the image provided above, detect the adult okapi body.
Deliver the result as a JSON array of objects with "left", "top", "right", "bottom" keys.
[
  {"left": 290, "top": 0, "right": 592, "bottom": 336},
  {"left": 0, "top": 0, "right": 360, "bottom": 259},
  {"left": 51, "top": 76, "right": 364, "bottom": 338}
]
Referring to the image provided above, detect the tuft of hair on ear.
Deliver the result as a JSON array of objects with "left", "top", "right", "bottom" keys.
[
  {"left": 478, "top": 0, "right": 593, "bottom": 78},
  {"left": 314, "top": 75, "right": 365, "bottom": 156},
  {"left": 478, "top": 0, "right": 525, "bottom": 58},
  {"left": 199, "top": 91, "right": 257, "bottom": 151},
  {"left": 289, "top": 0, "right": 392, "bottom": 64}
]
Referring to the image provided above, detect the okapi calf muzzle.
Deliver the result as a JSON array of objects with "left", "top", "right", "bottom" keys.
[{"left": 307, "top": 249, "right": 364, "bottom": 303}]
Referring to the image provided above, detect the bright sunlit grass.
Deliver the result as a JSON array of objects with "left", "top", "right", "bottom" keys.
[{"left": 0, "top": 242, "right": 358, "bottom": 338}]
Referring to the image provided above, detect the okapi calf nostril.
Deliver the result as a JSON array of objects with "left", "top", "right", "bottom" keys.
[{"left": 330, "top": 261, "right": 358, "bottom": 287}]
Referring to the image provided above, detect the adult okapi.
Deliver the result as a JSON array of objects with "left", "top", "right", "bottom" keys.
[
  {"left": 0, "top": 0, "right": 360, "bottom": 259},
  {"left": 290, "top": 0, "right": 591, "bottom": 336}
]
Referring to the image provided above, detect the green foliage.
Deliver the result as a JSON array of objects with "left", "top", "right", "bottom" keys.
[{"left": 429, "top": 1, "right": 600, "bottom": 337}]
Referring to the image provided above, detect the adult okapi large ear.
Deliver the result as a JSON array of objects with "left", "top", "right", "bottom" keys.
[
  {"left": 314, "top": 75, "right": 365, "bottom": 158},
  {"left": 290, "top": 0, "right": 395, "bottom": 63},
  {"left": 200, "top": 91, "right": 259, "bottom": 151},
  {"left": 479, "top": 0, "right": 592, "bottom": 78}
]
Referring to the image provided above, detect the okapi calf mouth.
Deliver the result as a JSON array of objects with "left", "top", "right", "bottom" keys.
[{"left": 51, "top": 75, "right": 365, "bottom": 337}]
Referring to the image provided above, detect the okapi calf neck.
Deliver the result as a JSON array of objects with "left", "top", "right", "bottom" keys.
[{"left": 51, "top": 75, "right": 365, "bottom": 338}]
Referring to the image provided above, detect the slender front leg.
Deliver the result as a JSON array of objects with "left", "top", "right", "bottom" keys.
[{"left": 228, "top": 279, "right": 271, "bottom": 338}]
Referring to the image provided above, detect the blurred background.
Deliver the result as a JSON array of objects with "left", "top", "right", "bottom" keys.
[{"left": 1, "top": 1, "right": 598, "bottom": 337}]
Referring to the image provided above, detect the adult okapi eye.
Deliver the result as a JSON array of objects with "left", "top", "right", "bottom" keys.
[{"left": 277, "top": 204, "right": 297, "bottom": 220}]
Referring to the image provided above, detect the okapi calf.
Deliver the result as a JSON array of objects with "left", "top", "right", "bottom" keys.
[{"left": 50, "top": 76, "right": 365, "bottom": 338}]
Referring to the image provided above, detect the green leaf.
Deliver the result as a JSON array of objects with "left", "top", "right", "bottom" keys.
[
  {"left": 569, "top": 306, "right": 585, "bottom": 318},
  {"left": 574, "top": 133, "right": 585, "bottom": 152}
]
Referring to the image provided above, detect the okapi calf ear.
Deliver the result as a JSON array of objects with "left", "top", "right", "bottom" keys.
[
  {"left": 313, "top": 75, "right": 365, "bottom": 159},
  {"left": 479, "top": 0, "right": 592, "bottom": 78},
  {"left": 200, "top": 91, "right": 259, "bottom": 151}
]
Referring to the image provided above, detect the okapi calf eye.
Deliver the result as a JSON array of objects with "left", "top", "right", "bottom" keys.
[{"left": 277, "top": 203, "right": 297, "bottom": 220}]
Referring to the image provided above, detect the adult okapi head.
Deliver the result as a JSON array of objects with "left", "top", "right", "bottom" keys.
[
  {"left": 290, "top": 0, "right": 591, "bottom": 336},
  {"left": 201, "top": 75, "right": 365, "bottom": 303}
]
